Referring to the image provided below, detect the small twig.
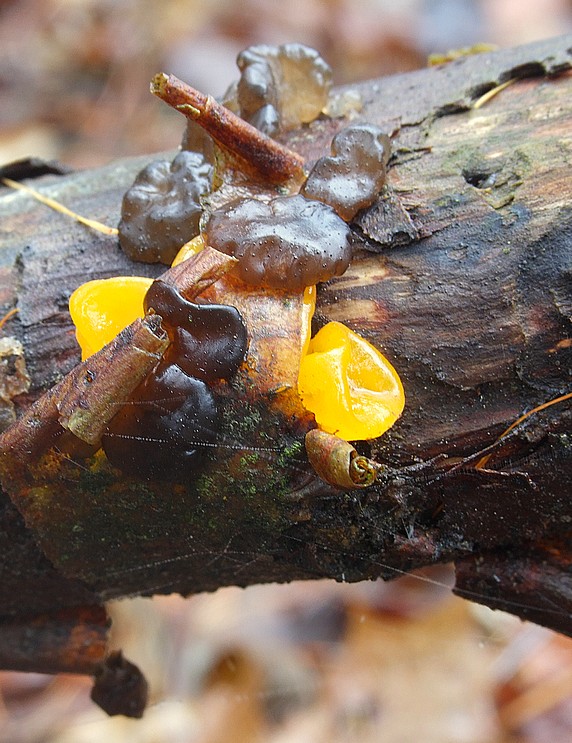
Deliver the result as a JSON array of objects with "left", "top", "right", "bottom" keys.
[
  {"left": 475, "top": 390, "right": 572, "bottom": 469},
  {"left": 151, "top": 73, "right": 306, "bottom": 185},
  {"left": 472, "top": 78, "right": 516, "bottom": 109},
  {"left": 57, "top": 315, "right": 168, "bottom": 445},
  {"left": 0, "top": 307, "right": 18, "bottom": 331},
  {"left": 0, "top": 314, "right": 168, "bottom": 485},
  {"left": 160, "top": 244, "right": 237, "bottom": 300},
  {"left": 1, "top": 177, "right": 119, "bottom": 236}
]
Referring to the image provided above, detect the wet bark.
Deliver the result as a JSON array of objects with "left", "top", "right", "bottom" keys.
[{"left": 0, "top": 36, "right": 570, "bottom": 713}]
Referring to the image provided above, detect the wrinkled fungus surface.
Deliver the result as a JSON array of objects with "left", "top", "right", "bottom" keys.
[
  {"left": 118, "top": 151, "right": 213, "bottom": 264},
  {"left": 302, "top": 124, "right": 391, "bottom": 221},
  {"left": 234, "top": 43, "right": 333, "bottom": 135},
  {"left": 102, "top": 362, "right": 219, "bottom": 479},
  {"left": 203, "top": 194, "right": 353, "bottom": 290}
]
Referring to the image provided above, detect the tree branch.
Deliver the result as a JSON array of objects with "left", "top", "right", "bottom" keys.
[{"left": 0, "top": 35, "right": 570, "bottom": 715}]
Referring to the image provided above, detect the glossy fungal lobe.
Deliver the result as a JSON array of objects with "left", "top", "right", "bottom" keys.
[
  {"left": 69, "top": 276, "right": 153, "bottom": 360},
  {"left": 102, "top": 362, "right": 219, "bottom": 479},
  {"left": 302, "top": 124, "right": 391, "bottom": 221},
  {"left": 298, "top": 321, "right": 405, "bottom": 441},
  {"left": 118, "top": 150, "right": 213, "bottom": 264},
  {"left": 144, "top": 280, "right": 248, "bottom": 382},
  {"left": 234, "top": 43, "right": 333, "bottom": 136},
  {"left": 203, "top": 194, "right": 353, "bottom": 291}
]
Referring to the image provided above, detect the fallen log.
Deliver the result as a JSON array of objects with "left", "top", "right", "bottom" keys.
[{"left": 0, "top": 36, "right": 570, "bottom": 716}]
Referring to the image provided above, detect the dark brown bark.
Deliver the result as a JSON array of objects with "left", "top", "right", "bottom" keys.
[{"left": 0, "top": 35, "right": 570, "bottom": 714}]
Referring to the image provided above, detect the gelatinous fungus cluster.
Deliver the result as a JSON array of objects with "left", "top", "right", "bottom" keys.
[
  {"left": 95, "top": 43, "right": 402, "bottom": 480},
  {"left": 102, "top": 279, "right": 247, "bottom": 479},
  {"left": 118, "top": 42, "right": 390, "bottom": 278}
]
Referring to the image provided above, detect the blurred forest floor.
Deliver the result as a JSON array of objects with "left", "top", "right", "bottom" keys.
[
  {"left": 1, "top": 1, "right": 572, "bottom": 741},
  {"left": 1, "top": 0, "right": 571, "bottom": 167}
]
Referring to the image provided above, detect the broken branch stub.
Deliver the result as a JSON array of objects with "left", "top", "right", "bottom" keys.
[{"left": 151, "top": 72, "right": 306, "bottom": 185}]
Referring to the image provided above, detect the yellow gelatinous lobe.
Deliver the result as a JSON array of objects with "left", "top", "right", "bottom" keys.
[
  {"left": 300, "top": 285, "right": 316, "bottom": 357},
  {"left": 69, "top": 276, "right": 153, "bottom": 360},
  {"left": 171, "top": 234, "right": 205, "bottom": 267},
  {"left": 298, "top": 321, "right": 405, "bottom": 440}
]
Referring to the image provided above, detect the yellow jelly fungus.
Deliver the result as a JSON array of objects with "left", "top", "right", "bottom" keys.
[
  {"left": 298, "top": 321, "right": 405, "bottom": 441},
  {"left": 300, "top": 284, "right": 316, "bottom": 357},
  {"left": 171, "top": 235, "right": 205, "bottom": 267},
  {"left": 69, "top": 276, "right": 153, "bottom": 360}
]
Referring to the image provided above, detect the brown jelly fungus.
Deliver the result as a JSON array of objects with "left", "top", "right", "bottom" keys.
[
  {"left": 144, "top": 280, "right": 248, "bottom": 382},
  {"left": 118, "top": 151, "right": 213, "bottom": 265},
  {"left": 301, "top": 124, "right": 391, "bottom": 221},
  {"left": 102, "top": 362, "right": 219, "bottom": 479},
  {"left": 181, "top": 118, "right": 215, "bottom": 163},
  {"left": 234, "top": 43, "right": 333, "bottom": 136},
  {"left": 203, "top": 194, "right": 353, "bottom": 290},
  {"left": 102, "top": 281, "right": 247, "bottom": 479}
]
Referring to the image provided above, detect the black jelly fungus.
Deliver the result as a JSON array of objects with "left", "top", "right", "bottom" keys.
[
  {"left": 144, "top": 280, "right": 248, "bottom": 382},
  {"left": 102, "top": 363, "right": 219, "bottom": 480}
]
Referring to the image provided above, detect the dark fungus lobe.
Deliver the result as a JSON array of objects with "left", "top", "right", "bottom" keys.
[
  {"left": 302, "top": 124, "right": 392, "bottom": 221},
  {"left": 118, "top": 150, "right": 213, "bottom": 265},
  {"left": 182, "top": 42, "right": 331, "bottom": 157},
  {"left": 102, "top": 362, "right": 219, "bottom": 480},
  {"left": 91, "top": 652, "right": 148, "bottom": 719},
  {"left": 144, "top": 280, "right": 248, "bottom": 381},
  {"left": 203, "top": 194, "right": 353, "bottom": 291},
  {"left": 234, "top": 43, "right": 333, "bottom": 136},
  {"left": 102, "top": 281, "right": 247, "bottom": 479}
]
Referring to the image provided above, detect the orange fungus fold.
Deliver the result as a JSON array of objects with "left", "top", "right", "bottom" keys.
[
  {"left": 298, "top": 321, "right": 405, "bottom": 441},
  {"left": 69, "top": 276, "right": 153, "bottom": 360}
]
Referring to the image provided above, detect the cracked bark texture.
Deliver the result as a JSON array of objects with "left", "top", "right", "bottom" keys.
[{"left": 0, "top": 36, "right": 570, "bottom": 698}]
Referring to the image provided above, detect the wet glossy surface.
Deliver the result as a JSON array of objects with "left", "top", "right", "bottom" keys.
[
  {"left": 203, "top": 194, "right": 353, "bottom": 290},
  {"left": 302, "top": 124, "right": 391, "bottom": 221},
  {"left": 118, "top": 151, "right": 212, "bottom": 264}
]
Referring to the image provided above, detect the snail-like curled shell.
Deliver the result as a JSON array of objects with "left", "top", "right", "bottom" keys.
[{"left": 305, "top": 429, "right": 379, "bottom": 489}]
